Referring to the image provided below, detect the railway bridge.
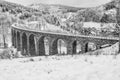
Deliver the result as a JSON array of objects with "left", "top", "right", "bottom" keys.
[{"left": 11, "top": 24, "right": 119, "bottom": 56}]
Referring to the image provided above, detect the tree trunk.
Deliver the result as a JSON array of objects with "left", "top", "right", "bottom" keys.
[{"left": 3, "top": 34, "right": 6, "bottom": 48}]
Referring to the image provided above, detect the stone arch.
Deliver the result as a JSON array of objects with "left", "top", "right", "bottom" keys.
[
  {"left": 52, "top": 38, "right": 67, "bottom": 55},
  {"left": 38, "top": 36, "right": 49, "bottom": 56},
  {"left": 85, "top": 42, "right": 96, "bottom": 52},
  {"left": 22, "top": 32, "right": 27, "bottom": 56},
  {"left": 72, "top": 40, "right": 82, "bottom": 54},
  {"left": 29, "top": 34, "right": 36, "bottom": 56},
  {"left": 17, "top": 31, "right": 20, "bottom": 51}
]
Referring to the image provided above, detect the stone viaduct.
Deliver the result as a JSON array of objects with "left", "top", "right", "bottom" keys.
[{"left": 11, "top": 24, "right": 119, "bottom": 56}]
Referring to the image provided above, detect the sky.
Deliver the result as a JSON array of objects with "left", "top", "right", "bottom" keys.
[{"left": 5, "top": 0, "right": 112, "bottom": 7}]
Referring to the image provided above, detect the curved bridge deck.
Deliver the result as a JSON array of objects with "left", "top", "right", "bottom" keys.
[{"left": 12, "top": 24, "right": 119, "bottom": 41}]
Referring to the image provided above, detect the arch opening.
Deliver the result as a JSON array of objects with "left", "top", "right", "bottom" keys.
[
  {"left": 17, "top": 31, "right": 20, "bottom": 51},
  {"left": 29, "top": 34, "right": 36, "bottom": 56},
  {"left": 11, "top": 30, "right": 14, "bottom": 46},
  {"left": 38, "top": 36, "right": 49, "bottom": 56},
  {"left": 57, "top": 39, "right": 67, "bottom": 55},
  {"left": 85, "top": 42, "right": 96, "bottom": 52},
  {"left": 22, "top": 33, "right": 27, "bottom": 56},
  {"left": 72, "top": 41, "right": 82, "bottom": 54},
  {"left": 52, "top": 39, "right": 67, "bottom": 55},
  {"left": 14, "top": 31, "right": 17, "bottom": 48}
]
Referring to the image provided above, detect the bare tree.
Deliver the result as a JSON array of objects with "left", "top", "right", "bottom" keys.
[{"left": 0, "top": 13, "right": 13, "bottom": 48}]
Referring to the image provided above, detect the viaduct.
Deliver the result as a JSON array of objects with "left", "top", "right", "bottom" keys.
[{"left": 11, "top": 24, "right": 119, "bottom": 56}]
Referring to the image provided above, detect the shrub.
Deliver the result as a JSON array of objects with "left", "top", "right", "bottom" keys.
[
  {"left": 14, "top": 51, "right": 23, "bottom": 58},
  {"left": 29, "top": 58, "right": 34, "bottom": 62},
  {"left": 0, "top": 47, "right": 24, "bottom": 59},
  {"left": 0, "top": 49, "right": 12, "bottom": 59}
]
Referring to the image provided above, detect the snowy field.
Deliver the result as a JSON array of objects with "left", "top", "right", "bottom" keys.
[
  {"left": 0, "top": 42, "right": 120, "bottom": 80},
  {"left": 0, "top": 54, "right": 120, "bottom": 80}
]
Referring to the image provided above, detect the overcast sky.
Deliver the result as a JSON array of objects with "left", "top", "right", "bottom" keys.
[{"left": 5, "top": 0, "right": 112, "bottom": 7}]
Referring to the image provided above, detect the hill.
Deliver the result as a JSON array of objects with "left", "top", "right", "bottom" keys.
[
  {"left": 29, "top": 3, "right": 84, "bottom": 14},
  {"left": 0, "top": 0, "right": 43, "bottom": 20},
  {"left": 0, "top": 0, "right": 40, "bottom": 14},
  {"left": 30, "top": 0, "right": 118, "bottom": 22}
]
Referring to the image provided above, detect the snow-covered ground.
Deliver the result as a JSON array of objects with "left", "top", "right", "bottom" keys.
[
  {"left": 0, "top": 42, "right": 120, "bottom": 80},
  {"left": 0, "top": 55, "right": 120, "bottom": 80}
]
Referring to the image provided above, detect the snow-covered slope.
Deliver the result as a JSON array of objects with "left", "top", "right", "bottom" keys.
[{"left": 91, "top": 42, "right": 119, "bottom": 55}]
